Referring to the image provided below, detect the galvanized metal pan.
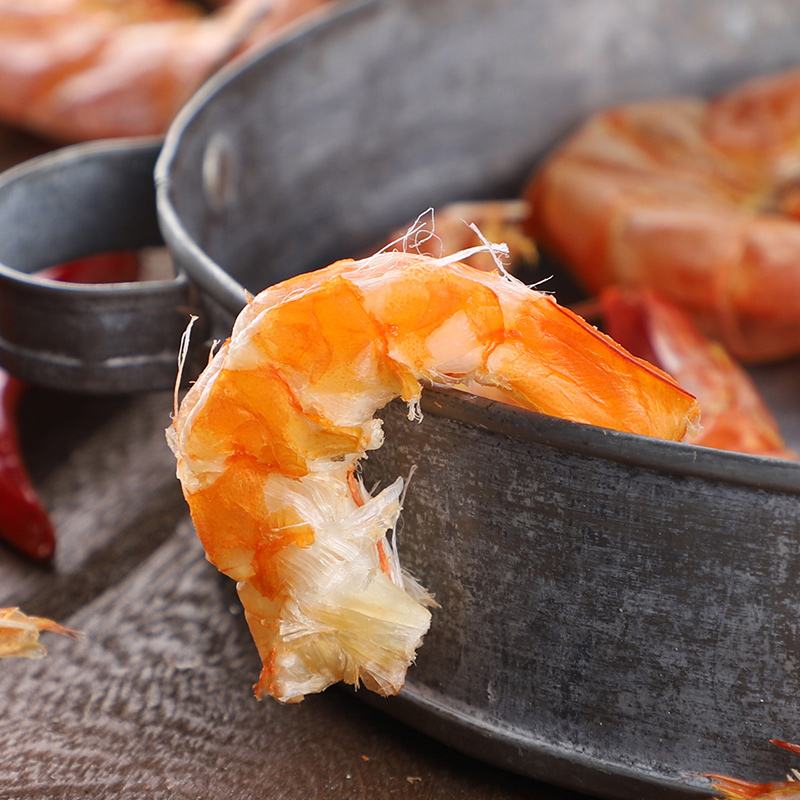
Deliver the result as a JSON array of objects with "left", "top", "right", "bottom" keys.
[
  {"left": 2, "top": 0, "right": 800, "bottom": 798},
  {"left": 152, "top": 1, "right": 800, "bottom": 798}
]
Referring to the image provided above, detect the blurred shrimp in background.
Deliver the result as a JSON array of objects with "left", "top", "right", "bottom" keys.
[
  {"left": 0, "top": 0, "right": 333, "bottom": 145},
  {"left": 525, "top": 67, "right": 800, "bottom": 364}
]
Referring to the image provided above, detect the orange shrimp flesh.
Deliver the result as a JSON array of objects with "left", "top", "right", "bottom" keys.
[
  {"left": 0, "top": 607, "right": 77, "bottom": 659},
  {"left": 168, "top": 250, "right": 698, "bottom": 703},
  {"left": 0, "top": 0, "right": 329, "bottom": 141},
  {"left": 525, "top": 68, "right": 800, "bottom": 363},
  {"left": 598, "top": 286, "right": 796, "bottom": 459}
]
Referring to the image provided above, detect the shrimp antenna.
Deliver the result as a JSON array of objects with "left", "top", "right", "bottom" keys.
[
  {"left": 529, "top": 274, "right": 555, "bottom": 293},
  {"left": 376, "top": 208, "right": 442, "bottom": 257},
  {"left": 432, "top": 238, "right": 510, "bottom": 270},
  {"left": 404, "top": 208, "right": 441, "bottom": 253},
  {"left": 467, "top": 221, "right": 512, "bottom": 277},
  {"left": 174, "top": 315, "right": 198, "bottom": 420}
]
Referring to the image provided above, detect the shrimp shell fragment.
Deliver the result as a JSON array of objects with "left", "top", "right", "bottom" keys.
[
  {"left": 0, "top": 607, "right": 77, "bottom": 659},
  {"left": 168, "top": 250, "right": 698, "bottom": 703}
]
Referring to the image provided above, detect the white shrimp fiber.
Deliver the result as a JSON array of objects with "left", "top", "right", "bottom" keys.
[
  {"left": 267, "top": 473, "right": 405, "bottom": 597},
  {"left": 269, "top": 573, "right": 432, "bottom": 701},
  {"left": 255, "top": 465, "right": 433, "bottom": 701}
]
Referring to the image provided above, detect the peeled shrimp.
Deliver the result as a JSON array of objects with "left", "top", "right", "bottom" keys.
[
  {"left": 0, "top": 607, "right": 77, "bottom": 659},
  {"left": 0, "top": 0, "right": 330, "bottom": 142},
  {"left": 525, "top": 67, "right": 800, "bottom": 363},
  {"left": 597, "top": 287, "right": 796, "bottom": 459},
  {"left": 168, "top": 248, "right": 698, "bottom": 703}
]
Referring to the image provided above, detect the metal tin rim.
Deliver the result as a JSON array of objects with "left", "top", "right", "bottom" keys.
[
  {"left": 154, "top": 0, "right": 371, "bottom": 316},
  {"left": 422, "top": 388, "right": 800, "bottom": 494},
  {"left": 0, "top": 137, "right": 205, "bottom": 392}
]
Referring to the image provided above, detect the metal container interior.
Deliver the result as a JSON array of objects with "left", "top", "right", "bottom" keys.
[{"left": 155, "top": 1, "right": 800, "bottom": 798}]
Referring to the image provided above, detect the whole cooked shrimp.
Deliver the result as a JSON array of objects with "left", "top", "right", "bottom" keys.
[
  {"left": 596, "top": 287, "right": 796, "bottom": 459},
  {"left": 0, "top": 607, "right": 77, "bottom": 659},
  {"left": 525, "top": 66, "right": 800, "bottom": 363},
  {"left": 168, "top": 247, "right": 698, "bottom": 703},
  {"left": 0, "top": 0, "right": 330, "bottom": 142}
]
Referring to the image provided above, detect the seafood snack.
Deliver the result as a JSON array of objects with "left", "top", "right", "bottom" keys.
[
  {"left": 168, "top": 249, "right": 698, "bottom": 703},
  {"left": 598, "top": 287, "right": 796, "bottom": 459},
  {"left": 0, "top": 0, "right": 330, "bottom": 141},
  {"left": 526, "top": 67, "right": 800, "bottom": 363},
  {"left": 0, "top": 607, "right": 77, "bottom": 659}
]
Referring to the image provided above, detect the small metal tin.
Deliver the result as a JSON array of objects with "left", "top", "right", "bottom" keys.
[{"left": 0, "top": 138, "right": 205, "bottom": 393}]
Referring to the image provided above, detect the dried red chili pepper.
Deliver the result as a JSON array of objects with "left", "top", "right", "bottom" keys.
[
  {"left": 0, "top": 371, "right": 55, "bottom": 560},
  {"left": 37, "top": 250, "right": 140, "bottom": 284},
  {"left": 0, "top": 250, "right": 140, "bottom": 561}
]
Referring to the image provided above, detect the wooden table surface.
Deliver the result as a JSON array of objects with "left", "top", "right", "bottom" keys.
[{"left": 0, "top": 387, "right": 592, "bottom": 800}]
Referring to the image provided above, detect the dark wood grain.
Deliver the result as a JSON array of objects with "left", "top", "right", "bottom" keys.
[{"left": 0, "top": 388, "right": 585, "bottom": 800}]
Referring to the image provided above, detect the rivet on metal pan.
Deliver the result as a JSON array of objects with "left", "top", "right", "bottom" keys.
[{"left": 203, "top": 133, "right": 238, "bottom": 212}]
